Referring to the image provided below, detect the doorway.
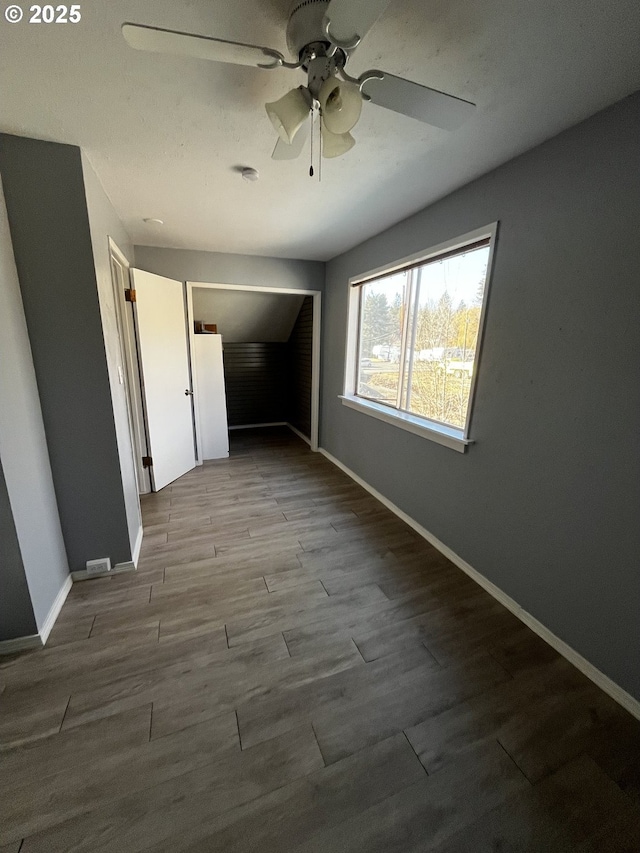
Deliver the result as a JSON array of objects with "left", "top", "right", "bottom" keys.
[{"left": 186, "top": 282, "right": 321, "bottom": 458}]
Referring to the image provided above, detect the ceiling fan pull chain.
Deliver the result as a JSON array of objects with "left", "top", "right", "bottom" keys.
[{"left": 309, "top": 107, "right": 314, "bottom": 177}]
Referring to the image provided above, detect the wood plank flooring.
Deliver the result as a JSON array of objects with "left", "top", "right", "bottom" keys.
[{"left": 1, "top": 426, "right": 639, "bottom": 851}]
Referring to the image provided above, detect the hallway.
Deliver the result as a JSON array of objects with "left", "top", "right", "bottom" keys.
[{"left": 0, "top": 427, "right": 639, "bottom": 851}]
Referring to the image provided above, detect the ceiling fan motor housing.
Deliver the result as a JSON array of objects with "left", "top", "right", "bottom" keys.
[{"left": 286, "top": 0, "right": 331, "bottom": 58}]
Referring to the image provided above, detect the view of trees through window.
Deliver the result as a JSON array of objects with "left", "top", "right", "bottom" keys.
[{"left": 356, "top": 241, "right": 491, "bottom": 430}]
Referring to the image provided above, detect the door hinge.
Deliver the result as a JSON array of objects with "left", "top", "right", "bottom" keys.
[
  {"left": 142, "top": 456, "right": 153, "bottom": 468},
  {"left": 125, "top": 288, "right": 137, "bottom": 303}
]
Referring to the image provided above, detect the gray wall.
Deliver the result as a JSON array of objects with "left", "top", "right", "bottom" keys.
[
  {"left": 82, "top": 154, "right": 141, "bottom": 558},
  {"left": 322, "top": 93, "right": 640, "bottom": 701},
  {"left": 134, "top": 246, "right": 325, "bottom": 293},
  {"left": 0, "top": 174, "right": 68, "bottom": 634},
  {"left": 0, "top": 460, "right": 37, "bottom": 640},
  {"left": 0, "top": 135, "right": 132, "bottom": 573}
]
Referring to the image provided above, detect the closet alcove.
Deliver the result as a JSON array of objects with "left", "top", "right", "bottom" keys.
[{"left": 190, "top": 286, "right": 315, "bottom": 458}]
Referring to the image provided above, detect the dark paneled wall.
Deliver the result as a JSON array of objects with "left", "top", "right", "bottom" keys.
[
  {"left": 223, "top": 343, "right": 289, "bottom": 427},
  {"left": 287, "top": 296, "right": 313, "bottom": 439}
]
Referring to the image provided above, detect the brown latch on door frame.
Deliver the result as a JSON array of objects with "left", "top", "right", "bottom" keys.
[
  {"left": 142, "top": 456, "right": 153, "bottom": 468},
  {"left": 125, "top": 289, "right": 137, "bottom": 303}
]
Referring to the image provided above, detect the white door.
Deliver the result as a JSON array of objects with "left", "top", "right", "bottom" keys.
[{"left": 131, "top": 269, "right": 196, "bottom": 491}]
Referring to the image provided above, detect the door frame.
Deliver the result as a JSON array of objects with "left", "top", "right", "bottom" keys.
[
  {"left": 186, "top": 281, "right": 322, "bottom": 459},
  {"left": 108, "top": 239, "right": 151, "bottom": 494}
]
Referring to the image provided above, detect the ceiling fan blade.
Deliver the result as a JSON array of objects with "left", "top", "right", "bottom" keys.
[
  {"left": 122, "top": 23, "right": 285, "bottom": 69},
  {"left": 272, "top": 122, "right": 309, "bottom": 160},
  {"left": 361, "top": 72, "right": 475, "bottom": 131},
  {"left": 324, "top": 0, "right": 391, "bottom": 49}
]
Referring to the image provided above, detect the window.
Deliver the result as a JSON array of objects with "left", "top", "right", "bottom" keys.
[{"left": 342, "top": 224, "right": 497, "bottom": 452}]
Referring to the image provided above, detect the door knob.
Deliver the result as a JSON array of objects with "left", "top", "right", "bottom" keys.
[{"left": 184, "top": 389, "right": 194, "bottom": 396}]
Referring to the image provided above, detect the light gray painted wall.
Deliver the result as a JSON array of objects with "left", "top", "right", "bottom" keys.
[
  {"left": 0, "top": 134, "right": 131, "bottom": 573},
  {"left": 322, "top": 93, "right": 640, "bottom": 701},
  {"left": 0, "top": 460, "right": 37, "bottom": 640},
  {"left": 0, "top": 175, "right": 68, "bottom": 633},
  {"left": 82, "top": 154, "right": 141, "bottom": 558},
  {"left": 134, "top": 246, "right": 325, "bottom": 293},
  {"left": 192, "top": 288, "right": 304, "bottom": 342}
]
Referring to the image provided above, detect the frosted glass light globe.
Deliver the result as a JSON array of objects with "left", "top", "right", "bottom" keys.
[
  {"left": 265, "top": 87, "right": 311, "bottom": 144},
  {"left": 319, "top": 77, "right": 362, "bottom": 135}
]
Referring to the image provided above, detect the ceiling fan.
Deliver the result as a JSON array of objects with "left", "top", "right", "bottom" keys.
[{"left": 122, "top": 0, "right": 475, "bottom": 162}]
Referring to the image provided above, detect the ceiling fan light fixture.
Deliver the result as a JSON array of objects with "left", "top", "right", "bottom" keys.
[
  {"left": 319, "top": 77, "right": 362, "bottom": 135},
  {"left": 321, "top": 123, "right": 355, "bottom": 159},
  {"left": 265, "top": 86, "right": 311, "bottom": 144},
  {"left": 124, "top": 3, "right": 478, "bottom": 169}
]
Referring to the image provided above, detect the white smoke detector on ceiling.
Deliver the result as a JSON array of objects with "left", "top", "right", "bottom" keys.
[
  {"left": 143, "top": 217, "right": 164, "bottom": 225},
  {"left": 241, "top": 167, "right": 259, "bottom": 182}
]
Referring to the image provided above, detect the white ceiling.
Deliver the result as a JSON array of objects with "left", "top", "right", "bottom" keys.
[{"left": 1, "top": 0, "right": 639, "bottom": 261}]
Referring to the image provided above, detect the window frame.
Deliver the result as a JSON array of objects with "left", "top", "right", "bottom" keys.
[{"left": 341, "top": 223, "right": 499, "bottom": 453}]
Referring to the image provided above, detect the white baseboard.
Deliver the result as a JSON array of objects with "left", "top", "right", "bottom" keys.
[
  {"left": 1, "top": 559, "right": 137, "bottom": 655},
  {"left": 286, "top": 423, "right": 311, "bottom": 446},
  {"left": 71, "top": 560, "right": 136, "bottom": 582},
  {"left": 132, "top": 525, "right": 143, "bottom": 568},
  {"left": 0, "top": 573, "right": 72, "bottom": 655},
  {"left": 0, "top": 633, "right": 43, "bottom": 655},
  {"left": 319, "top": 447, "right": 640, "bottom": 721},
  {"left": 39, "top": 574, "right": 73, "bottom": 645}
]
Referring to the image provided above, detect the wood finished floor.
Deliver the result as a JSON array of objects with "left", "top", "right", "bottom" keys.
[{"left": 1, "top": 426, "right": 639, "bottom": 852}]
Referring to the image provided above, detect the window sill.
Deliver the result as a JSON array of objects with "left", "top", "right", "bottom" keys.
[{"left": 339, "top": 395, "right": 473, "bottom": 453}]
